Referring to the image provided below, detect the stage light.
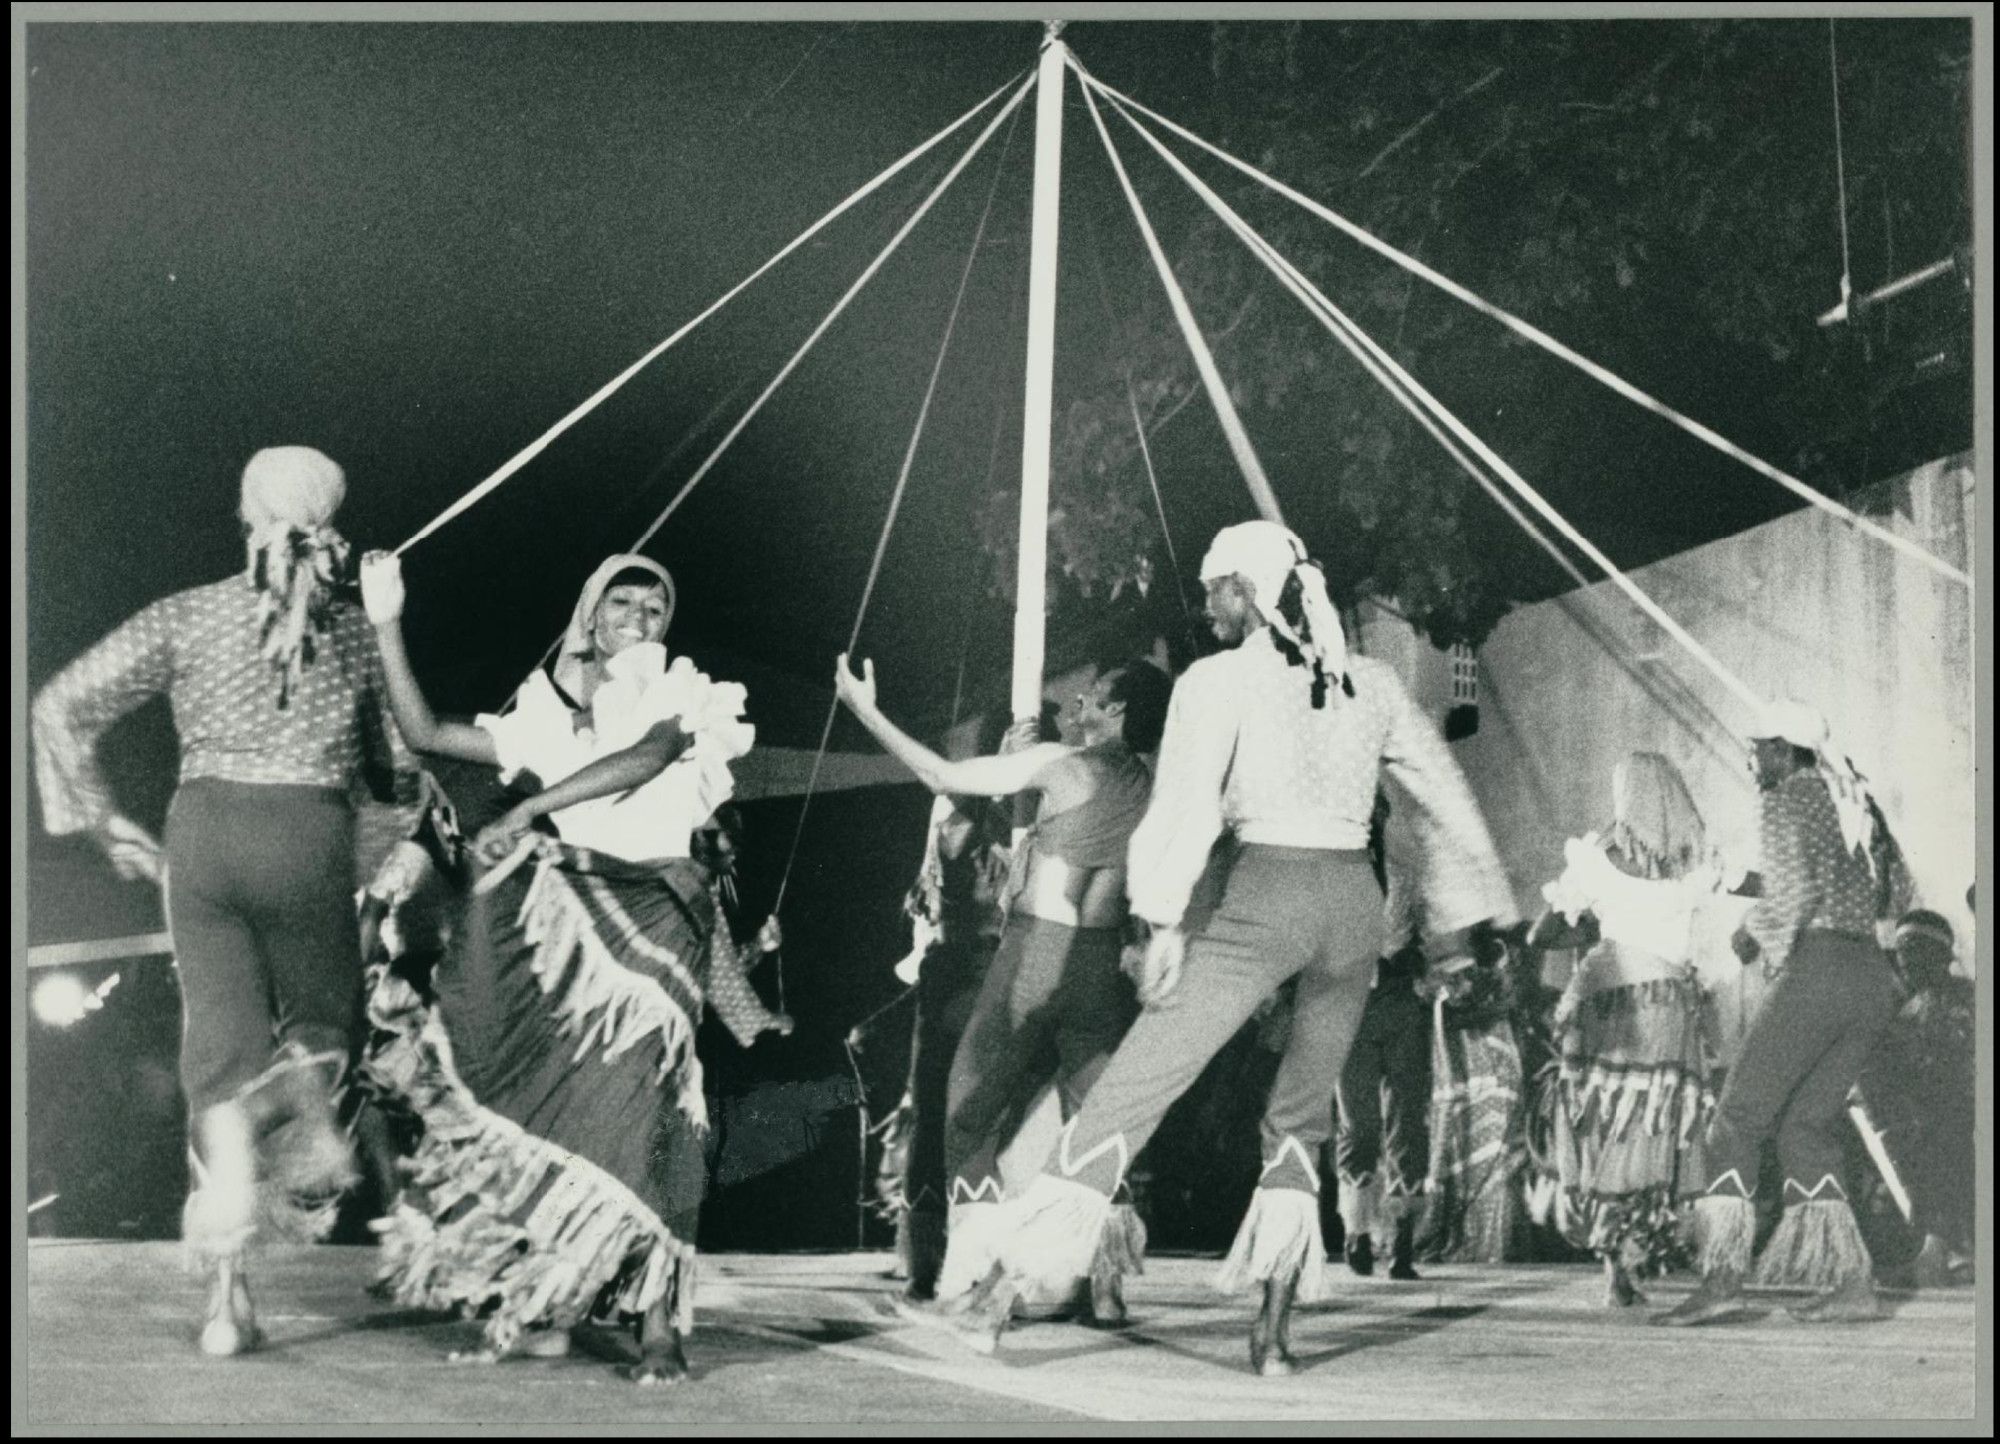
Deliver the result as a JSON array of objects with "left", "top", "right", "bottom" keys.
[{"left": 30, "top": 971, "right": 120, "bottom": 1029}]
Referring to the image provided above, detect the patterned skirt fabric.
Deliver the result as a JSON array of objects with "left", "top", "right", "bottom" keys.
[
  {"left": 1552, "top": 955, "right": 1712, "bottom": 1274},
  {"left": 366, "top": 841, "right": 715, "bottom": 1350},
  {"left": 1418, "top": 1015, "right": 1534, "bottom": 1263}
]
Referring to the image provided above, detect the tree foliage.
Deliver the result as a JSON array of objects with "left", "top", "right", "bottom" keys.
[{"left": 983, "top": 19, "right": 1972, "bottom": 651}]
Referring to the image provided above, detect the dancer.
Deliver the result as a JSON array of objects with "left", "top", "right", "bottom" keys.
[
  {"left": 358, "top": 550, "right": 755, "bottom": 1384},
  {"left": 889, "top": 760, "right": 1013, "bottom": 1300},
  {"left": 1539, "top": 753, "right": 1719, "bottom": 1307},
  {"left": 835, "top": 655, "right": 1172, "bottom": 1326},
  {"left": 923, "top": 520, "right": 1515, "bottom": 1374},
  {"left": 1658, "top": 702, "right": 1913, "bottom": 1327},
  {"left": 31, "top": 445, "right": 414, "bottom": 1356},
  {"left": 1332, "top": 814, "right": 1433, "bottom": 1284}
]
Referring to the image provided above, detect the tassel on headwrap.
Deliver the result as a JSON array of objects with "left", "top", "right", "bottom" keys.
[
  {"left": 239, "top": 446, "right": 351, "bottom": 709},
  {"left": 1609, "top": 752, "right": 1709, "bottom": 881},
  {"left": 1199, "top": 520, "right": 1352, "bottom": 705}
]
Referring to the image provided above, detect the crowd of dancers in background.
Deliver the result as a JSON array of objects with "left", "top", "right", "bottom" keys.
[{"left": 30, "top": 445, "right": 1978, "bottom": 1385}]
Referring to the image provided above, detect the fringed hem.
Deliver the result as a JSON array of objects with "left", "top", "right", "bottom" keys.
[
  {"left": 1094, "top": 1202, "right": 1147, "bottom": 1282},
  {"left": 1752, "top": 1199, "right": 1874, "bottom": 1291},
  {"left": 1215, "top": 1188, "right": 1329, "bottom": 1303},
  {"left": 1560, "top": 1067, "right": 1713, "bottom": 1149},
  {"left": 1560, "top": 1185, "right": 1691, "bottom": 1275},
  {"left": 993, "top": 1177, "right": 1112, "bottom": 1296},
  {"left": 372, "top": 1097, "right": 695, "bottom": 1353},
  {"left": 936, "top": 1201, "right": 1011, "bottom": 1301},
  {"left": 1691, "top": 1194, "right": 1754, "bottom": 1278},
  {"left": 516, "top": 853, "right": 707, "bottom": 1129}
]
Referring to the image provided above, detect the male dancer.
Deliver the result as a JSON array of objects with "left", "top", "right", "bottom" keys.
[
  {"left": 921, "top": 520, "right": 1514, "bottom": 1374},
  {"left": 1659, "top": 702, "right": 1913, "bottom": 1325},
  {"left": 1333, "top": 807, "right": 1434, "bottom": 1283}
]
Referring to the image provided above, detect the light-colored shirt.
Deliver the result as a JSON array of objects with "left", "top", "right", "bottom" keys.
[
  {"left": 477, "top": 642, "right": 754, "bottom": 863},
  {"left": 32, "top": 576, "right": 415, "bottom": 834},
  {"left": 1127, "top": 630, "right": 1514, "bottom": 934}
]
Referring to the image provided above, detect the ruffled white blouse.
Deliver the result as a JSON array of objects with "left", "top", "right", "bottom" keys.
[
  {"left": 477, "top": 642, "right": 754, "bottom": 862},
  {"left": 1542, "top": 834, "right": 1718, "bottom": 992}
]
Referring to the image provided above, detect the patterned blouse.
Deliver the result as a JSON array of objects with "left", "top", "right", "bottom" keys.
[
  {"left": 1127, "top": 629, "right": 1515, "bottom": 935},
  {"left": 32, "top": 575, "right": 415, "bottom": 835},
  {"left": 1744, "top": 769, "right": 1912, "bottom": 969}
]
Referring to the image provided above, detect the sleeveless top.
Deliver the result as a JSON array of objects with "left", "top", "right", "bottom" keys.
[{"left": 1032, "top": 739, "right": 1153, "bottom": 868}]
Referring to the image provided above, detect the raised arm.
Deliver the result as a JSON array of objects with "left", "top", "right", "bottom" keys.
[
  {"left": 834, "top": 653, "right": 1068, "bottom": 799},
  {"left": 359, "top": 552, "right": 499, "bottom": 766}
]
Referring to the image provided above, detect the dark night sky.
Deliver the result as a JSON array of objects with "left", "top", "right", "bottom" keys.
[{"left": 24, "top": 14, "right": 1974, "bottom": 816}]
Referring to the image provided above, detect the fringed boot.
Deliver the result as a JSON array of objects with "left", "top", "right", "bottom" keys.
[
  {"left": 1653, "top": 1193, "right": 1753, "bottom": 1327},
  {"left": 1216, "top": 1187, "right": 1326, "bottom": 1377},
  {"left": 185, "top": 1102, "right": 261, "bottom": 1357},
  {"left": 241, "top": 1045, "right": 358, "bottom": 1239},
  {"left": 1338, "top": 1173, "right": 1380, "bottom": 1277},
  {"left": 1085, "top": 1197, "right": 1147, "bottom": 1328},
  {"left": 1754, "top": 1182, "right": 1882, "bottom": 1323}
]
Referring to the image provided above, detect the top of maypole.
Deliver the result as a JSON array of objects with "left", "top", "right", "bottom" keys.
[{"left": 1041, "top": 18, "right": 1066, "bottom": 49}]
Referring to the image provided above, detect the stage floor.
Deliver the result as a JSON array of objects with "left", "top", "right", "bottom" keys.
[{"left": 19, "top": 1241, "right": 1980, "bottom": 1427}]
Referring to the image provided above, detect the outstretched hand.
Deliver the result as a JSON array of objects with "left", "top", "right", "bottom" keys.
[
  {"left": 833, "top": 653, "right": 878, "bottom": 714},
  {"left": 359, "top": 551, "right": 406, "bottom": 627}
]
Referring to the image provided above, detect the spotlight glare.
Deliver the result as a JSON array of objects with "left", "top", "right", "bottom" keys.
[{"left": 31, "top": 972, "right": 96, "bottom": 1029}]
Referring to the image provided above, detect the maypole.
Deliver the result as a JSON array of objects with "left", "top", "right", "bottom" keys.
[{"left": 1010, "top": 21, "right": 1069, "bottom": 727}]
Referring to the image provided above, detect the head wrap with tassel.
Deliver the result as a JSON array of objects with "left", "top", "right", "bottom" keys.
[
  {"left": 1609, "top": 752, "right": 1709, "bottom": 881},
  {"left": 239, "top": 445, "right": 350, "bottom": 709},
  {"left": 1199, "top": 519, "right": 1352, "bottom": 705}
]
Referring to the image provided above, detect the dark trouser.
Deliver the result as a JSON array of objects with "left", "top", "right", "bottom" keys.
[
  {"left": 1703, "top": 931, "right": 1900, "bottom": 1202},
  {"left": 164, "top": 779, "right": 361, "bottom": 1112},
  {"left": 905, "top": 941, "right": 992, "bottom": 1216},
  {"left": 944, "top": 916, "right": 1137, "bottom": 1201},
  {"left": 1044, "top": 847, "right": 1384, "bottom": 1199},
  {"left": 1333, "top": 982, "right": 1432, "bottom": 1196}
]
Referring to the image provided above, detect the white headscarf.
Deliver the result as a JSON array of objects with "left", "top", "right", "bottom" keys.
[
  {"left": 238, "top": 445, "right": 350, "bottom": 707},
  {"left": 1749, "top": 699, "right": 1881, "bottom": 874},
  {"left": 1199, "top": 519, "right": 1350, "bottom": 698},
  {"left": 552, "top": 553, "right": 677, "bottom": 698}
]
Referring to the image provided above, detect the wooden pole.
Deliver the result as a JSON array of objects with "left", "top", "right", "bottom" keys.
[{"left": 1010, "top": 24, "right": 1068, "bottom": 726}]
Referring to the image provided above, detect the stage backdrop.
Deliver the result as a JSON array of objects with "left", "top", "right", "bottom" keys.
[{"left": 1361, "top": 452, "right": 1977, "bottom": 1045}]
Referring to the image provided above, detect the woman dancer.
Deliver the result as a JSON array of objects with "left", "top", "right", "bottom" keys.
[
  {"left": 32, "top": 446, "right": 415, "bottom": 1356},
  {"left": 1540, "top": 753, "right": 1719, "bottom": 1306},
  {"left": 358, "top": 550, "right": 754, "bottom": 1385}
]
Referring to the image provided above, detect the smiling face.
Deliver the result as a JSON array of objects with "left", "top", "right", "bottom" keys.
[
  {"left": 591, "top": 581, "right": 670, "bottom": 659},
  {"left": 1202, "top": 573, "right": 1261, "bottom": 646}
]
